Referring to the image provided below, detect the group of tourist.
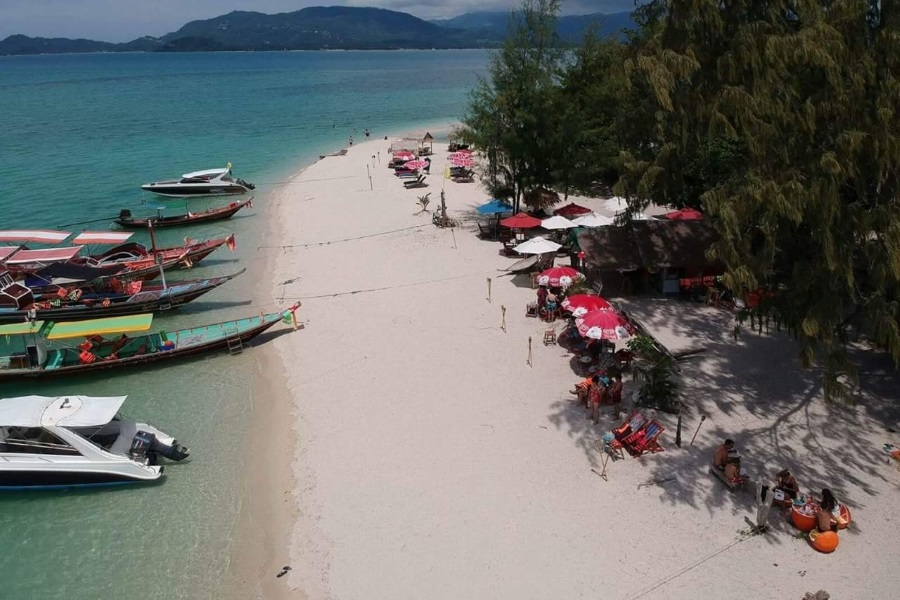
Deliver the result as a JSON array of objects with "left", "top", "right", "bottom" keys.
[
  {"left": 536, "top": 284, "right": 565, "bottom": 320},
  {"left": 713, "top": 439, "right": 849, "bottom": 532},
  {"left": 570, "top": 370, "right": 624, "bottom": 424}
]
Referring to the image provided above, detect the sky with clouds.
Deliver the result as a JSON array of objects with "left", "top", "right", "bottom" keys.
[{"left": 0, "top": 0, "right": 637, "bottom": 42}]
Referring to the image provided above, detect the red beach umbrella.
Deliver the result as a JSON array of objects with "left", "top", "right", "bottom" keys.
[
  {"left": 394, "top": 150, "right": 415, "bottom": 161},
  {"left": 500, "top": 212, "right": 542, "bottom": 229},
  {"left": 536, "top": 266, "right": 584, "bottom": 288},
  {"left": 665, "top": 208, "right": 703, "bottom": 221},
  {"left": 450, "top": 155, "right": 476, "bottom": 168},
  {"left": 575, "top": 309, "right": 636, "bottom": 341},
  {"left": 404, "top": 159, "right": 428, "bottom": 170},
  {"left": 561, "top": 294, "right": 614, "bottom": 318},
  {"left": 554, "top": 203, "right": 592, "bottom": 218}
]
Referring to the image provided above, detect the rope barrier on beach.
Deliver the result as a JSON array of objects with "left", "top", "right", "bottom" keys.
[
  {"left": 279, "top": 270, "right": 497, "bottom": 300},
  {"left": 257, "top": 224, "right": 431, "bottom": 250},
  {"left": 253, "top": 175, "right": 359, "bottom": 185},
  {"left": 623, "top": 531, "right": 757, "bottom": 600}
]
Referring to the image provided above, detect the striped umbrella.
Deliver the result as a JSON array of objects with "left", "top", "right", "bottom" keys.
[{"left": 561, "top": 294, "right": 614, "bottom": 317}]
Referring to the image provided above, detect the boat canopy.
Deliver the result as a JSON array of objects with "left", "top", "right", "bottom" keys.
[
  {"left": 71, "top": 231, "right": 134, "bottom": 245},
  {"left": 28, "top": 262, "right": 126, "bottom": 286},
  {"left": 0, "top": 395, "right": 127, "bottom": 428},
  {"left": 45, "top": 314, "right": 153, "bottom": 340},
  {"left": 0, "top": 321, "right": 45, "bottom": 336},
  {"left": 4, "top": 246, "right": 83, "bottom": 265},
  {"left": 0, "top": 230, "right": 72, "bottom": 244},
  {"left": 182, "top": 168, "right": 227, "bottom": 179}
]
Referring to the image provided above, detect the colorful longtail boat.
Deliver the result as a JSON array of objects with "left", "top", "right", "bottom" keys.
[
  {"left": 0, "top": 269, "right": 245, "bottom": 323},
  {"left": 0, "top": 304, "right": 300, "bottom": 382}
]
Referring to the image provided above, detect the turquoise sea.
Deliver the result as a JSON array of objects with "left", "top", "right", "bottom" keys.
[{"left": 0, "top": 50, "right": 487, "bottom": 599}]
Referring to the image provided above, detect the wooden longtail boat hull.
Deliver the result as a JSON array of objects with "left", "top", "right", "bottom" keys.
[
  {"left": 0, "top": 306, "right": 297, "bottom": 382},
  {"left": 115, "top": 199, "right": 252, "bottom": 229},
  {"left": 0, "top": 270, "right": 244, "bottom": 323}
]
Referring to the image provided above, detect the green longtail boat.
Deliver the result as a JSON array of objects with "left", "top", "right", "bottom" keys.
[{"left": 0, "top": 304, "right": 300, "bottom": 382}]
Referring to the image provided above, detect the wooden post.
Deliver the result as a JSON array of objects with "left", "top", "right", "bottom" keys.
[
  {"left": 600, "top": 446, "right": 611, "bottom": 480},
  {"left": 527, "top": 336, "right": 533, "bottom": 367},
  {"left": 366, "top": 164, "right": 373, "bottom": 191},
  {"left": 689, "top": 415, "right": 707, "bottom": 446},
  {"left": 501, "top": 305, "right": 506, "bottom": 332},
  {"left": 675, "top": 413, "right": 683, "bottom": 448},
  {"left": 486, "top": 278, "right": 492, "bottom": 303}
]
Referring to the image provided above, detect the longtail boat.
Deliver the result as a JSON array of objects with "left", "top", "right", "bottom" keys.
[
  {"left": 0, "top": 230, "right": 235, "bottom": 278},
  {"left": 0, "top": 269, "right": 245, "bottom": 323},
  {"left": 115, "top": 198, "right": 252, "bottom": 229},
  {"left": 0, "top": 304, "right": 300, "bottom": 381}
]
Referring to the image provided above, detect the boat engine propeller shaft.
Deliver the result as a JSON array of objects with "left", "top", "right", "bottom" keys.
[{"left": 129, "top": 430, "right": 190, "bottom": 463}]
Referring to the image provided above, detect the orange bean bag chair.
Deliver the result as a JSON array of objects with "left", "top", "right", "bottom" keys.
[
  {"left": 837, "top": 505, "right": 852, "bottom": 530},
  {"left": 810, "top": 530, "right": 839, "bottom": 553}
]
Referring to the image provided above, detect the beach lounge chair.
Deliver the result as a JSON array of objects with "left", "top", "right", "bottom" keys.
[
  {"left": 613, "top": 411, "right": 647, "bottom": 442},
  {"left": 404, "top": 176, "right": 428, "bottom": 189},
  {"left": 402, "top": 175, "right": 425, "bottom": 187},
  {"left": 621, "top": 419, "right": 665, "bottom": 456}
]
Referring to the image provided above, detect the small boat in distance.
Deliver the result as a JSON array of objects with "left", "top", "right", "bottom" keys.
[
  {"left": 141, "top": 163, "right": 255, "bottom": 198},
  {"left": 0, "top": 304, "right": 300, "bottom": 382},
  {"left": 115, "top": 198, "right": 252, "bottom": 229},
  {"left": 0, "top": 394, "right": 189, "bottom": 489}
]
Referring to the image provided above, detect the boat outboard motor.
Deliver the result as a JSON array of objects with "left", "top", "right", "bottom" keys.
[
  {"left": 237, "top": 178, "right": 255, "bottom": 190},
  {"left": 150, "top": 436, "right": 190, "bottom": 462},
  {"left": 129, "top": 430, "right": 154, "bottom": 463},
  {"left": 119, "top": 209, "right": 132, "bottom": 220},
  {"left": 129, "top": 431, "right": 190, "bottom": 462}
]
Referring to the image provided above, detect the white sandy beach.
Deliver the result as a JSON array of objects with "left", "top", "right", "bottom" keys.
[{"left": 240, "top": 135, "right": 900, "bottom": 600}]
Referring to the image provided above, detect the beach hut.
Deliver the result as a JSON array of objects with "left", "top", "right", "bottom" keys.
[{"left": 577, "top": 220, "right": 722, "bottom": 295}]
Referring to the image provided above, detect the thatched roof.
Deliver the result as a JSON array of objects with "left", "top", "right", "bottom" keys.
[{"left": 577, "top": 220, "right": 721, "bottom": 271}]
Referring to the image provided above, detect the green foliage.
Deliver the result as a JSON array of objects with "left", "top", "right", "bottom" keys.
[
  {"left": 416, "top": 193, "right": 431, "bottom": 213},
  {"left": 627, "top": 334, "right": 681, "bottom": 414},
  {"left": 459, "top": 0, "right": 567, "bottom": 212},
  {"left": 617, "top": 1, "right": 900, "bottom": 400},
  {"left": 555, "top": 33, "right": 627, "bottom": 196}
]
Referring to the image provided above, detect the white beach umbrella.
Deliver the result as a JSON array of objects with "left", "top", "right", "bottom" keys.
[
  {"left": 540, "top": 215, "right": 577, "bottom": 230},
  {"left": 513, "top": 236, "right": 562, "bottom": 255},
  {"left": 571, "top": 212, "right": 613, "bottom": 227}
]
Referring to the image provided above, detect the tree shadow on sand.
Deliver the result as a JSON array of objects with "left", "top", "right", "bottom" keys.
[{"left": 546, "top": 297, "right": 898, "bottom": 546}]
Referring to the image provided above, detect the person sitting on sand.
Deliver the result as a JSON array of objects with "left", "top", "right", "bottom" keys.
[
  {"left": 714, "top": 439, "right": 742, "bottom": 481},
  {"left": 816, "top": 488, "right": 847, "bottom": 531},
  {"left": 774, "top": 469, "right": 800, "bottom": 501}
]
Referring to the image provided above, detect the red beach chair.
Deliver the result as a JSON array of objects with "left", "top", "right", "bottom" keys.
[{"left": 622, "top": 419, "right": 666, "bottom": 456}]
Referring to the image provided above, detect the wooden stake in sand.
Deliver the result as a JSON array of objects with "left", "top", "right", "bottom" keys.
[
  {"left": 486, "top": 278, "right": 492, "bottom": 303},
  {"left": 366, "top": 165, "right": 373, "bottom": 191},
  {"left": 527, "top": 336, "right": 533, "bottom": 367},
  {"left": 689, "top": 415, "right": 707, "bottom": 446},
  {"left": 500, "top": 305, "right": 507, "bottom": 332}
]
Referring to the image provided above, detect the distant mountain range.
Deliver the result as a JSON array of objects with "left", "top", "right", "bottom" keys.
[{"left": 0, "top": 7, "right": 635, "bottom": 56}]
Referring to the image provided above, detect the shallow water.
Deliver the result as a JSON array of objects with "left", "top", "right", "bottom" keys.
[{"left": 0, "top": 49, "right": 486, "bottom": 599}]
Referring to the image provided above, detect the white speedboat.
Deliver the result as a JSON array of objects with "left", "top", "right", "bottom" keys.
[
  {"left": 141, "top": 163, "right": 254, "bottom": 198},
  {"left": 0, "top": 395, "right": 189, "bottom": 490}
]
